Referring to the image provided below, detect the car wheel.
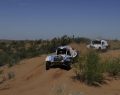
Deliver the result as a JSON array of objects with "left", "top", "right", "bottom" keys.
[
  {"left": 46, "top": 61, "right": 51, "bottom": 70},
  {"left": 66, "top": 63, "right": 71, "bottom": 70},
  {"left": 98, "top": 47, "right": 102, "bottom": 51}
]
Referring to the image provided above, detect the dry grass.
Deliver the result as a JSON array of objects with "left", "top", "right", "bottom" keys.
[
  {"left": 70, "top": 43, "right": 88, "bottom": 55},
  {"left": 109, "top": 40, "right": 120, "bottom": 50},
  {"left": 70, "top": 42, "right": 120, "bottom": 61}
]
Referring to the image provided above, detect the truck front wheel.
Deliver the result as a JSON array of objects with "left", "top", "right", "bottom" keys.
[
  {"left": 98, "top": 47, "right": 102, "bottom": 51},
  {"left": 65, "top": 62, "right": 71, "bottom": 70},
  {"left": 46, "top": 61, "right": 51, "bottom": 70}
]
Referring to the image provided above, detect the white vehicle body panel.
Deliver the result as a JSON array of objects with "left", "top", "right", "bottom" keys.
[
  {"left": 45, "top": 46, "right": 78, "bottom": 63},
  {"left": 87, "top": 39, "right": 109, "bottom": 50}
]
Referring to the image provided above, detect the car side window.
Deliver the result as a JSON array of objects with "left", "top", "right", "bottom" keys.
[{"left": 102, "top": 42, "right": 104, "bottom": 45}]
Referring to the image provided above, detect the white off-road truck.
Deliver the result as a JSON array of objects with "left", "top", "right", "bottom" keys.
[
  {"left": 45, "top": 46, "right": 78, "bottom": 70},
  {"left": 87, "top": 39, "right": 109, "bottom": 50}
]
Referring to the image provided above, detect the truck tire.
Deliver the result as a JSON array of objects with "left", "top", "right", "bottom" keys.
[
  {"left": 65, "top": 62, "right": 71, "bottom": 70},
  {"left": 46, "top": 62, "right": 51, "bottom": 70},
  {"left": 98, "top": 47, "right": 102, "bottom": 51},
  {"left": 67, "top": 64, "right": 71, "bottom": 70}
]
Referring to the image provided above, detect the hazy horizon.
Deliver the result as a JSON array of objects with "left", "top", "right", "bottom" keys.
[{"left": 0, "top": 0, "right": 120, "bottom": 40}]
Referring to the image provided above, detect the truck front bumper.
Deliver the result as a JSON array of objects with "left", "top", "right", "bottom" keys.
[{"left": 50, "top": 61, "right": 68, "bottom": 67}]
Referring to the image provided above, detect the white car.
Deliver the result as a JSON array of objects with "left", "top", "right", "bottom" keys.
[
  {"left": 87, "top": 39, "right": 109, "bottom": 50},
  {"left": 45, "top": 46, "right": 78, "bottom": 70}
]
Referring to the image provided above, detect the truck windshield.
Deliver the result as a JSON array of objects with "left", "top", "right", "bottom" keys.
[
  {"left": 92, "top": 41, "right": 101, "bottom": 44},
  {"left": 57, "top": 48, "right": 67, "bottom": 55}
]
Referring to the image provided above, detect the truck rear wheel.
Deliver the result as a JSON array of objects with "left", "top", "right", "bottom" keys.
[
  {"left": 97, "top": 47, "right": 102, "bottom": 52},
  {"left": 46, "top": 62, "right": 51, "bottom": 70}
]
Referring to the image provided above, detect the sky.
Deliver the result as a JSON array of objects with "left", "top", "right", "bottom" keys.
[{"left": 0, "top": 0, "right": 120, "bottom": 40}]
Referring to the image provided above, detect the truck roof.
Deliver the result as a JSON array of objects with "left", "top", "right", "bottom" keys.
[
  {"left": 57, "top": 46, "right": 73, "bottom": 50},
  {"left": 92, "top": 39, "right": 107, "bottom": 42}
]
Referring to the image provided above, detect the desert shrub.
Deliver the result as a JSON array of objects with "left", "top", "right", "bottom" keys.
[
  {"left": 0, "top": 52, "right": 10, "bottom": 66},
  {"left": 55, "top": 86, "right": 65, "bottom": 95},
  {"left": 0, "top": 70, "right": 3, "bottom": 75},
  {"left": 8, "top": 55, "right": 20, "bottom": 67},
  {"left": 105, "top": 58, "right": 120, "bottom": 76},
  {"left": 73, "top": 55, "right": 86, "bottom": 80},
  {"left": 8, "top": 60, "right": 15, "bottom": 67},
  {"left": 0, "top": 42, "right": 7, "bottom": 50},
  {"left": 109, "top": 40, "right": 120, "bottom": 50},
  {"left": 74, "top": 50, "right": 103, "bottom": 85},
  {"left": 84, "top": 51, "right": 103, "bottom": 85},
  {"left": 8, "top": 71, "right": 15, "bottom": 79},
  {"left": 8, "top": 51, "right": 23, "bottom": 67}
]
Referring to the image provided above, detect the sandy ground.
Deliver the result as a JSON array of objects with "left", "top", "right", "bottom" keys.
[{"left": 0, "top": 48, "right": 120, "bottom": 95}]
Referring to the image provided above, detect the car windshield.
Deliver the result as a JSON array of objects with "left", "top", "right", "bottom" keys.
[
  {"left": 57, "top": 48, "right": 67, "bottom": 55},
  {"left": 92, "top": 40, "right": 101, "bottom": 44}
]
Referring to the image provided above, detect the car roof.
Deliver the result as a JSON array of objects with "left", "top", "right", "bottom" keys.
[
  {"left": 92, "top": 39, "right": 107, "bottom": 42},
  {"left": 57, "top": 46, "right": 72, "bottom": 50}
]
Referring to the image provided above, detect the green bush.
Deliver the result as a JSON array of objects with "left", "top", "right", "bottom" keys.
[
  {"left": 73, "top": 55, "right": 86, "bottom": 80},
  {"left": 105, "top": 58, "right": 120, "bottom": 76},
  {"left": 74, "top": 50, "right": 103, "bottom": 85},
  {"left": 0, "top": 52, "right": 10, "bottom": 66}
]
